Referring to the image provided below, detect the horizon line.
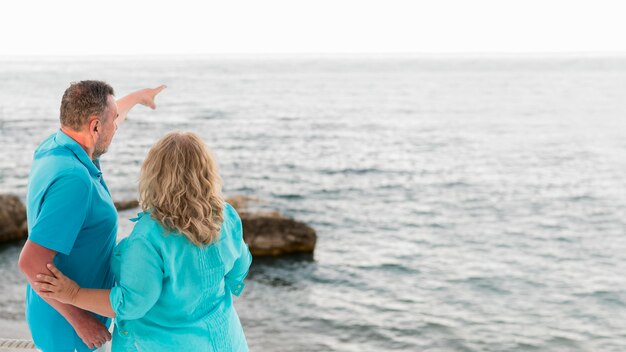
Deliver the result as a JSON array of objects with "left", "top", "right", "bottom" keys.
[{"left": 3, "top": 51, "right": 626, "bottom": 61}]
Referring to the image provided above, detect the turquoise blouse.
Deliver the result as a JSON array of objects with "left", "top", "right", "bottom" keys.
[{"left": 109, "top": 203, "right": 252, "bottom": 352}]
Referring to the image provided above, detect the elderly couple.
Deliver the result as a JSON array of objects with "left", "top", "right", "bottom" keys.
[{"left": 17, "top": 81, "right": 252, "bottom": 352}]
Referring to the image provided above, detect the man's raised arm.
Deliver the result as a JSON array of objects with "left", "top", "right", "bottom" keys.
[{"left": 115, "top": 85, "right": 166, "bottom": 124}]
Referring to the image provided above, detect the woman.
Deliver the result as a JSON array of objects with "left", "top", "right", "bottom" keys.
[{"left": 34, "top": 132, "right": 252, "bottom": 351}]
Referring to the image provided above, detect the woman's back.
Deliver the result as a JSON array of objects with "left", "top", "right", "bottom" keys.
[{"left": 110, "top": 203, "right": 252, "bottom": 352}]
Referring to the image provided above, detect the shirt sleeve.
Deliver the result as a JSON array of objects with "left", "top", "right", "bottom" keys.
[
  {"left": 224, "top": 209, "right": 252, "bottom": 296},
  {"left": 28, "top": 172, "right": 92, "bottom": 255},
  {"left": 109, "top": 237, "right": 163, "bottom": 320}
]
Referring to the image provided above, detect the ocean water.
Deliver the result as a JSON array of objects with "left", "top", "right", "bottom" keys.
[{"left": 1, "top": 56, "right": 626, "bottom": 351}]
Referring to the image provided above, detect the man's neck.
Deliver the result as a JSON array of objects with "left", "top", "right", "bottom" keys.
[{"left": 60, "top": 126, "right": 95, "bottom": 160}]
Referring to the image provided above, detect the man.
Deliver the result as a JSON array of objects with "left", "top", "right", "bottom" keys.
[{"left": 18, "top": 80, "right": 165, "bottom": 351}]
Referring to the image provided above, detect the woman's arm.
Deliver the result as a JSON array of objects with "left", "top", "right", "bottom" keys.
[
  {"left": 36, "top": 236, "right": 164, "bottom": 321},
  {"left": 35, "top": 264, "right": 116, "bottom": 318},
  {"left": 116, "top": 85, "right": 166, "bottom": 124},
  {"left": 20, "top": 244, "right": 112, "bottom": 348},
  {"left": 70, "top": 289, "right": 115, "bottom": 318},
  {"left": 224, "top": 210, "right": 252, "bottom": 296}
]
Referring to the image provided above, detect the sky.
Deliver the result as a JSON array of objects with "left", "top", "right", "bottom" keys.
[{"left": 0, "top": 0, "right": 625, "bottom": 56}]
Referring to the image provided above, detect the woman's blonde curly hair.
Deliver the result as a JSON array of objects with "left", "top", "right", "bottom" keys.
[{"left": 139, "top": 131, "right": 225, "bottom": 246}]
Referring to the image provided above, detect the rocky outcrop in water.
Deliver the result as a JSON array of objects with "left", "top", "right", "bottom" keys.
[
  {"left": 0, "top": 194, "right": 28, "bottom": 242},
  {"left": 240, "top": 212, "right": 317, "bottom": 256},
  {"left": 227, "top": 195, "right": 317, "bottom": 256},
  {"left": 114, "top": 199, "right": 140, "bottom": 211},
  {"left": 0, "top": 194, "right": 317, "bottom": 257}
]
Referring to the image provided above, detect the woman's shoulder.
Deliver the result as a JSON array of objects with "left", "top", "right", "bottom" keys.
[
  {"left": 220, "top": 203, "right": 242, "bottom": 234},
  {"left": 223, "top": 202, "right": 238, "bottom": 217},
  {"left": 217, "top": 202, "right": 243, "bottom": 243},
  {"left": 126, "top": 210, "right": 166, "bottom": 243},
  {"left": 125, "top": 204, "right": 240, "bottom": 245}
]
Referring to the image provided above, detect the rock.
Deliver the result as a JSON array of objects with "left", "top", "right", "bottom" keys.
[
  {"left": 240, "top": 213, "right": 317, "bottom": 256},
  {"left": 114, "top": 199, "right": 140, "bottom": 211},
  {"left": 226, "top": 195, "right": 317, "bottom": 256},
  {"left": 0, "top": 194, "right": 28, "bottom": 242},
  {"left": 0, "top": 194, "right": 318, "bottom": 257},
  {"left": 225, "top": 195, "right": 259, "bottom": 213}
]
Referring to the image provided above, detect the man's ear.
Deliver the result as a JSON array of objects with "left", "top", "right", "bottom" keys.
[{"left": 88, "top": 116, "right": 101, "bottom": 134}]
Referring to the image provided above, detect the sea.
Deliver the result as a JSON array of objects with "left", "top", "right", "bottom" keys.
[{"left": 1, "top": 55, "right": 625, "bottom": 351}]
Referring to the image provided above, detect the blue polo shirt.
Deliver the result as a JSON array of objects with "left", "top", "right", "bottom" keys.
[{"left": 25, "top": 129, "right": 118, "bottom": 352}]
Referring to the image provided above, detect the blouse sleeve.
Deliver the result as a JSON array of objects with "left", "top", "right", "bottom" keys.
[
  {"left": 109, "top": 237, "right": 164, "bottom": 320},
  {"left": 224, "top": 209, "right": 252, "bottom": 297}
]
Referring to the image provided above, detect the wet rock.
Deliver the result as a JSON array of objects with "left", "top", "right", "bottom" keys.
[
  {"left": 226, "top": 196, "right": 317, "bottom": 256},
  {"left": 240, "top": 213, "right": 317, "bottom": 256},
  {"left": 225, "top": 195, "right": 260, "bottom": 213},
  {"left": 0, "top": 194, "right": 28, "bottom": 242},
  {"left": 114, "top": 199, "right": 140, "bottom": 211}
]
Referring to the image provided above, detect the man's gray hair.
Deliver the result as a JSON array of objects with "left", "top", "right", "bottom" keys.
[{"left": 59, "top": 80, "right": 115, "bottom": 131}]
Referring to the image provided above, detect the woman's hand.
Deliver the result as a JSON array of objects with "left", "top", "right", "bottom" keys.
[
  {"left": 137, "top": 85, "right": 167, "bottom": 109},
  {"left": 34, "top": 263, "right": 80, "bottom": 305}
]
